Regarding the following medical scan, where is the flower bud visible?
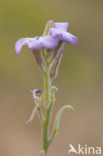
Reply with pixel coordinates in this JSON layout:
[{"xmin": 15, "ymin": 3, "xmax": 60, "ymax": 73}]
[{"xmin": 43, "ymin": 20, "xmax": 54, "ymax": 36}]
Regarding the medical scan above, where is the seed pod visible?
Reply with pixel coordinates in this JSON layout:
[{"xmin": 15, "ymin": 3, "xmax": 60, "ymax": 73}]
[{"xmin": 53, "ymin": 105, "xmax": 74, "ymax": 134}]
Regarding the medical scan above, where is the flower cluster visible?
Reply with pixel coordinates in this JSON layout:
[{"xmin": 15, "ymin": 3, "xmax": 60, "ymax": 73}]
[{"xmin": 15, "ymin": 20, "xmax": 78, "ymax": 55}]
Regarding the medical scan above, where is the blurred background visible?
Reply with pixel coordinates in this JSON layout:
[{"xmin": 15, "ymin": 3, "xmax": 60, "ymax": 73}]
[{"xmin": 0, "ymin": 0, "xmax": 103, "ymax": 155}]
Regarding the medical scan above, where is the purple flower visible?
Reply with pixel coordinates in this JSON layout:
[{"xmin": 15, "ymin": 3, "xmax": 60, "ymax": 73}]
[
  {"xmin": 54, "ymin": 22, "xmax": 69, "ymax": 31},
  {"xmin": 15, "ymin": 21, "xmax": 78, "ymax": 55},
  {"xmin": 15, "ymin": 35, "xmax": 59, "ymax": 55},
  {"xmin": 49, "ymin": 22, "xmax": 78, "ymax": 45},
  {"xmin": 30, "ymin": 89, "xmax": 42, "ymax": 95}
]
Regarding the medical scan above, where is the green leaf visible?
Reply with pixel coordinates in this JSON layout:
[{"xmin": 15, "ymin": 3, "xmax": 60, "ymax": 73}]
[{"xmin": 53, "ymin": 105, "xmax": 74, "ymax": 134}]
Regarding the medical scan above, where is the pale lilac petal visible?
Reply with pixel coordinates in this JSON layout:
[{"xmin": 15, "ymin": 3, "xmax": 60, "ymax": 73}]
[
  {"xmin": 49, "ymin": 28, "xmax": 61, "ymax": 39},
  {"xmin": 49, "ymin": 28, "xmax": 78, "ymax": 45},
  {"xmin": 59, "ymin": 31, "xmax": 78, "ymax": 45},
  {"xmin": 15, "ymin": 38, "xmax": 30, "ymax": 55},
  {"xmin": 26, "ymin": 105, "xmax": 37, "ymax": 124},
  {"xmin": 15, "ymin": 21, "xmax": 78, "ymax": 56},
  {"xmin": 30, "ymin": 89, "xmax": 42, "ymax": 95},
  {"xmin": 40, "ymin": 35, "xmax": 59, "ymax": 50},
  {"xmin": 54, "ymin": 22, "xmax": 69, "ymax": 31},
  {"xmin": 27, "ymin": 37, "xmax": 43, "ymax": 50}
]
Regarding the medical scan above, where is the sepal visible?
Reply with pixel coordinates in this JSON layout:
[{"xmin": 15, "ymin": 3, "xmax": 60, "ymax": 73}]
[
  {"xmin": 50, "ymin": 49, "xmax": 63, "ymax": 80},
  {"xmin": 32, "ymin": 51, "xmax": 44, "ymax": 72}
]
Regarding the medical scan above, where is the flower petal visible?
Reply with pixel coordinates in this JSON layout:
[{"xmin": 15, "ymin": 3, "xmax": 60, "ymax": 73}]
[
  {"xmin": 15, "ymin": 38, "xmax": 30, "ymax": 55},
  {"xmin": 49, "ymin": 28, "xmax": 78, "ymax": 45},
  {"xmin": 60, "ymin": 31, "xmax": 78, "ymax": 45},
  {"xmin": 40, "ymin": 35, "xmax": 59, "ymax": 50},
  {"xmin": 54, "ymin": 22, "xmax": 69, "ymax": 31},
  {"xmin": 27, "ymin": 37, "xmax": 43, "ymax": 50},
  {"xmin": 15, "ymin": 37, "xmax": 44, "ymax": 54}
]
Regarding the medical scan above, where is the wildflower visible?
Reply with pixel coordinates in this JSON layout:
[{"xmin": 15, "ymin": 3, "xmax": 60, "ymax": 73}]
[
  {"xmin": 15, "ymin": 20, "xmax": 78, "ymax": 155},
  {"xmin": 30, "ymin": 89, "xmax": 42, "ymax": 103},
  {"xmin": 26, "ymin": 89, "xmax": 42, "ymax": 124},
  {"xmin": 49, "ymin": 22, "xmax": 78, "ymax": 45},
  {"xmin": 15, "ymin": 35, "xmax": 59, "ymax": 55},
  {"xmin": 15, "ymin": 21, "xmax": 78, "ymax": 56}
]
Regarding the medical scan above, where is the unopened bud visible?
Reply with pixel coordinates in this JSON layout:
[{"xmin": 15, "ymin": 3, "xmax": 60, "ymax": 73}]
[{"xmin": 43, "ymin": 20, "xmax": 54, "ymax": 36}]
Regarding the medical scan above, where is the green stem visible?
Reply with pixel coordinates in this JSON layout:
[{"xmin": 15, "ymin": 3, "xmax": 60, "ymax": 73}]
[
  {"xmin": 42, "ymin": 107, "xmax": 51, "ymax": 155},
  {"xmin": 44, "ymin": 63, "xmax": 50, "ymax": 108},
  {"xmin": 37, "ymin": 107, "xmax": 44, "ymax": 123},
  {"xmin": 41, "ymin": 49, "xmax": 57, "ymax": 155},
  {"xmin": 42, "ymin": 61, "xmax": 52, "ymax": 155}
]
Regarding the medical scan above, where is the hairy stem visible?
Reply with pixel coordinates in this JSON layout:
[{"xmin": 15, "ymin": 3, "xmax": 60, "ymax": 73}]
[
  {"xmin": 41, "ymin": 49, "xmax": 56, "ymax": 155},
  {"xmin": 44, "ymin": 63, "xmax": 50, "ymax": 108},
  {"xmin": 42, "ymin": 107, "xmax": 51, "ymax": 155},
  {"xmin": 42, "ymin": 61, "xmax": 51, "ymax": 155}
]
